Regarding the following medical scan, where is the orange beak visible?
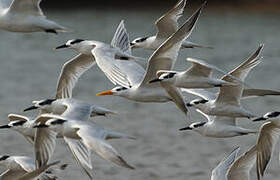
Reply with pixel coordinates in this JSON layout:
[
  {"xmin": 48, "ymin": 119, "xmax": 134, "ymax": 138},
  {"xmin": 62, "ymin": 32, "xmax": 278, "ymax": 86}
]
[{"xmin": 96, "ymin": 90, "xmax": 114, "ymax": 96}]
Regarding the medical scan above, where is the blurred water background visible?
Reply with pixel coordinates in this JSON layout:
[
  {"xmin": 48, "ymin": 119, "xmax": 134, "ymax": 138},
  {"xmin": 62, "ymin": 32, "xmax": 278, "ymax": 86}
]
[{"xmin": 0, "ymin": 0, "xmax": 279, "ymax": 179}]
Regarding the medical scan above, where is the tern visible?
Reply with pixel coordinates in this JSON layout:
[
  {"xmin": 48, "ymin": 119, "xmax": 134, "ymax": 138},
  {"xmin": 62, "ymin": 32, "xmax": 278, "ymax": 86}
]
[
  {"xmin": 55, "ymin": 20, "xmax": 143, "ymax": 89},
  {"xmin": 0, "ymin": 0, "xmax": 67, "ymax": 33},
  {"xmin": 252, "ymin": 111, "xmax": 280, "ymax": 180},
  {"xmin": 179, "ymin": 111, "xmax": 257, "ymax": 138},
  {"xmin": 130, "ymin": 0, "xmax": 211, "ymax": 50},
  {"xmin": 211, "ymin": 146, "xmax": 256, "ymax": 180},
  {"xmin": 0, "ymin": 155, "xmax": 66, "ymax": 180},
  {"xmin": 185, "ymin": 44, "xmax": 264, "ymax": 118},
  {"xmin": 33, "ymin": 113, "xmax": 135, "ymax": 171},
  {"xmin": 96, "ymin": 3, "xmax": 206, "ymax": 116},
  {"xmin": 148, "ymin": 57, "xmax": 237, "ymax": 88},
  {"xmin": 0, "ymin": 113, "xmax": 93, "ymax": 179}
]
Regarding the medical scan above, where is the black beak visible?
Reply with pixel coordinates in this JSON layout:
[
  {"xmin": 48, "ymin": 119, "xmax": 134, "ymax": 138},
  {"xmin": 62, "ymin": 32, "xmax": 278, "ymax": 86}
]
[
  {"xmin": 0, "ymin": 125, "xmax": 10, "ymax": 129},
  {"xmin": 179, "ymin": 126, "xmax": 192, "ymax": 131},
  {"xmin": 23, "ymin": 106, "xmax": 38, "ymax": 112},
  {"xmin": 55, "ymin": 44, "xmax": 69, "ymax": 50},
  {"xmin": 148, "ymin": 78, "xmax": 162, "ymax": 84},
  {"xmin": 252, "ymin": 117, "xmax": 267, "ymax": 122},
  {"xmin": 186, "ymin": 103, "xmax": 192, "ymax": 107},
  {"xmin": 33, "ymin": 124, "xmax": 49, "ymax": 128}
]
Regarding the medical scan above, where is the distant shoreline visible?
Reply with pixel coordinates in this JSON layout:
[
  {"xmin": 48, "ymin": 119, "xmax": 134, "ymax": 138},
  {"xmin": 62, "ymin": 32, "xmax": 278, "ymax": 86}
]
[{"xmin": 42, "ymin": 1, "xmax": 280, "ymax": 13}]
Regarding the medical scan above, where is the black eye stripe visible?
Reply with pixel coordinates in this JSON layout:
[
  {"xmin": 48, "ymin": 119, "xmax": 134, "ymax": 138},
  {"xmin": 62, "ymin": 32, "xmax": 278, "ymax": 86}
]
[
  {"xmin": 116, "ymin": 87, "xmax": 127, "ymax": 91},
  {"xmin": 70, "ymin": 39, "xmax": 84, "ymax": 44}
]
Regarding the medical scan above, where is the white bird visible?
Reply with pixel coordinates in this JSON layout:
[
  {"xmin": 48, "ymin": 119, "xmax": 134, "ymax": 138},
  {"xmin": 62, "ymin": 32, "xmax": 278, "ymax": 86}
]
[
  {"xmin": 33, "ymin": 113, "xmax": 135, "ymax": 171},
  {"xmin": 130, "ymin": 0, "xmax": 211, "ymax": 50},
  {"xmin": 0, "ymin": 155, "xmax": 66, "ymax": 180},
  {"xmin": 0, "ymin": 113, "xmax": 94, "ymax": 179},
  {"xmin": 252, "ymin": 111, "xmax": 280, "ymax": 180},
  {"xmin": 23, "ymin": 98, "xmax": 116, "ymax": 118},
  {"xmin": 148, "ymin": 57, "xmax": 238, "ymax": 88},
  {"xmin": 184, "ymin": 44, "xmax": 264, "ymax": 118},
  {"xmin": 0, "ymin": 0, "xmax": 67, "ymax": 33},
  {"xmin": 179, "ymin": 110, "xmax": 257, "ymax": 138},
  {"xmin": 96, "ymin": 3, "xmax": 205, "ymax": 116},
  {"xmin": 211, "ymin": 146, "xmax": 257, "ymax": 180},
  {"xmin": 54, "ymin": 20, "xmax": 142, "ymax": 89}
]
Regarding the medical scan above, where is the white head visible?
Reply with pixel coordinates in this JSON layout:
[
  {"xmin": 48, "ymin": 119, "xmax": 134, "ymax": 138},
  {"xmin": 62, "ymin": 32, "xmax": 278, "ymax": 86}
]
[
  {"xmin": 186, "ymin": 99, "xmax": 209, "ymax": 108},
  {"xmin": 96, "ymin": 86, "xmax": 129, "ymax": 97},
  {"xmin": 23, "ymin": 99, "xmax": 57, "ymax": 113},
  {"xmin": 55, "ymin": 39, "xmax": 95, "ymax": 54},
  {"xmin": 179, "ymin": 122, "xmax": 207, "ymax": 133},
  {"xmin": 130, "ymin": 37, "xmax": 150, "ymax": 49},
  {"xmin": 148, "ymin": 72, "xmax": 177, "ymax": 84}
]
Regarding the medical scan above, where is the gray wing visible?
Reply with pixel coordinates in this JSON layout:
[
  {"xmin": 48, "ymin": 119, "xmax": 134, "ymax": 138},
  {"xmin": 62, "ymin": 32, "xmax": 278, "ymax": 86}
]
[
  {"xmin": 140, "ymin": 3, "xmax": 204, "ymax": 87},
  {"xmin": 160, "ymin": 82, "xmax": 188, "ymax": 115},
  {"xmin": 1, "ymin": 169, "xmax": 26, "ymax": 180},
  {"xmin": 213, "ymin": 116, "xmax": 236, "ymax": 126},
  {"xmin": 181, "ymin": 88, "xmax": 216, "ymax": 100},
  {"xmin": 155, "ymin": 0, "xmax": 186, "ymax": 39},
  {"xmin": 186, "ymin": 58, "xmax": 242, "ymax": 83},
  {"xmin": 227, "ymin": 145, "xmax": 257, "ymax": 180},
  {"xmin": 34, "ymin": 128, "xmax": 57, "ymax": 168},
  {"xmin": 77, "ymin": 127, "xmax": 134, "ymax": 169},
  {"xmin": 0, "ymin": 0, "xmax": 12, "ymax": 10},
  {"xmin": 111, "ymin": 20, "xmax": 131, "ymax": 54},
  {"xmin": 9, "ymin": 0, "xmax": 44, "ymax": 16},
  {"xmin": 216, "ymin": 45, "xmax": 263, "ymax": 105},
  {"xmin": 8, "ymin": 113, "xmax": 30, "ymax": 122},
  {"xmin": 56, "ymin": 54, "xmax": 96, "ymax": 99},
  {"xmin": 62, "ymin": 101, "xmax": 92, "ymax": 121},
  {"xmin": 211, "ymin": 147, "xmax": 240, "ymax": 180},
  {"xmin": 92, "ymin": 47, "xmax": 144, "ymax": 88},
  {"xmin": 242, "ymin": 88, "xmax": 280, "ymax": 98},
  {"xmin": 64, "ymin": 137, "xmax": 93, "ymax": 179},
  {"xmin": 255, "ymin": 122, "xmax": 280, "ymax": 180},
  {"xmin": 17, "ymin": 161, "xmax": 59, "ymax": 180}
]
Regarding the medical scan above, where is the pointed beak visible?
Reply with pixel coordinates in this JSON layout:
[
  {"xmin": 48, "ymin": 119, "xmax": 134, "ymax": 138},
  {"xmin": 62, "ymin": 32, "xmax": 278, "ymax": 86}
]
[
  {"xmin": 186, "ymin": 103, "xmax": 192, "ymax": 107},
  {"xmin": 0, "ymin": 125, "xmax": 10, "ymax": 129},
  {"xmin": 23, "ymin": 105, "xmax": 38, "ymax": 112},
  {"xmin": 252, "ymin": 117, "xmax": 267, "ymax": 122},
  {"xmin": 148, "ymin": 78, "xmax": 162, "ymax": 84},
  {"xmin": 179, "ymin": 126, "xmax": 192, "ymax": 131},
  {"xmin": 54, "ymin": 44, "xmax": 69, "ymax": 50},
  {"xmin": 96, "ymin": 90, "xmax": 114, "ymax": 96},
  {"xmin": 33, "ymin": 124, "xmax": 49, "ymax": 128}
]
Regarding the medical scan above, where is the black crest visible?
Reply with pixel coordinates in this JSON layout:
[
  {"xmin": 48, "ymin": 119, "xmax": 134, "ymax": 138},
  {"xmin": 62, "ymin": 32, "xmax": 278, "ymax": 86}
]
[
  {"xmin": 12, "ymin": 121, "xmax": 26, "ymax": 126},
  {"xmin": 0, "ymin": 155, "xmax": 9, "ymax": 161},
  {"xmin": 135, "ymin": 37, "xmax": 148, "ymax": 43},
  {"xmin": 39, "ymin": 99, "xmax": 56, "ymax": 106},
  {"xmin": 70, "ymin": 39, "xmax": 85, "ymax": 44},
  {"xmin": 50, "ymin": 119, "xmax": 67, "ymax": 125},
  {"xmin": 193, "ymin": 122, "xmax": 207, "ymax": 128},
  {"xmin": 267, "ymin": 111, "xmax": 280, "ymax": 118}
]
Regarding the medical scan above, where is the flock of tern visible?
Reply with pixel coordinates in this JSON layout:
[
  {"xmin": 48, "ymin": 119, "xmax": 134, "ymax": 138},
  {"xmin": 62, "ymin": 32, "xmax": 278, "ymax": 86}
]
[{"xmin": 0, "ymin": 0, "xmax": 279, "ymax": 180}]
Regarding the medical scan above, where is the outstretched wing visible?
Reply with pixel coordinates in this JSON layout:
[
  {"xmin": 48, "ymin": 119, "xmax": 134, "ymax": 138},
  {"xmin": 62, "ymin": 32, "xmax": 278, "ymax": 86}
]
[
  {"xmin": 211, "ymin": 147, "xmax": 240, "ymax": 180},
  {"xmin": 155, "ymin": 0, "xmax": 186, "ymax": 39},
  {"xmin": 9, "ymin": 0, "xmax": 45, "ymax": 17},
  {"xmin": 56, "ymin": 54, "xmax": 96, "ymax": 99},
  {"xmin": 111, "ymin": 20, "xmax": 131, "ymax": 54},
  {"xmin": 141, "ymin": 3, "xmax": 204, "ymax": 87}
]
